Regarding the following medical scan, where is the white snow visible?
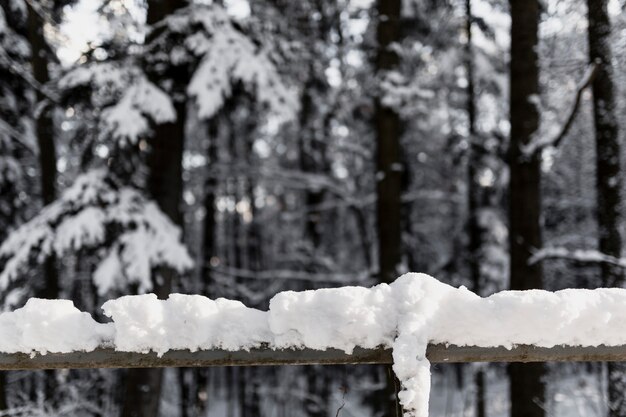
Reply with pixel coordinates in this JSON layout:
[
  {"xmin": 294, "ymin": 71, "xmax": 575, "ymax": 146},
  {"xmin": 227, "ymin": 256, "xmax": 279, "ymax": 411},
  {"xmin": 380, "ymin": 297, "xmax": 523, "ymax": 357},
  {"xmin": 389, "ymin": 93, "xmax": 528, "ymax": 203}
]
[
  {"xmin": 102, "ymin": 294, "xmax": 270, "ymax": 356},
  {"xmin": 102, "ymin": 76, "xmax": 176, "ymax": 143},
  {"xmin": 59, "ymin": 62, "xmax": 125, "ymax": 90},
  {"xmin": 0, "ymin": 298, "xmax": 113, "ymax": 355},
  {"xmin": 269, "ymin": 284, "xmax": 397, "ymax": 353},
  {"xmin": 1, "ymin": 273, "xmax": 626, "ymax": 416}
]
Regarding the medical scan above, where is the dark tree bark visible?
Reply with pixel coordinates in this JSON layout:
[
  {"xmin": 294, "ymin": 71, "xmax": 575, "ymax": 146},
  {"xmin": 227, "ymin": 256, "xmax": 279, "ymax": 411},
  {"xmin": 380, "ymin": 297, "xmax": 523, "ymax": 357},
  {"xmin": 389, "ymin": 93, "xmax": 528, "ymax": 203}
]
[
  {"xmin": 0, "ymin": 373, "xmax": 5, "ymax": 411},
  {"xmin": 373, "ymin": 0, "xmax": 403, "ymax": 415},
  {"xmin": 299, "ymin": 79, "xmax": 329, "ymax": 254},
  {"xmin": 120, "ymin": 1, "xmax": 188, "ymax": 416},
  {"xmin": 586, "ymin": 1, "xmax": 624, "ymax": 415},
  {"xmin": 146, "ymin": 100, "xmax": 186, "ymax": 232},
  {"xmin": 26, "ymin": 2, "xmax": 59, "ymax": 404},
  {"xmin": 507, "ymin": 2, "xmax": 546, "ymax": 417},
  {"xmin": 465, "ymin": 0, "xmax": 479, "ymax": 300},
  {"xmin": 464, "ymin": 1, "xmax": 487, "ymax": 416},
  {"xmin": 376, "ymin": 0, "xmax": 403, "ymax": 287},
  {"xmin": 26, "ymin": 2, "xmax": 58, "ymax": 301}
]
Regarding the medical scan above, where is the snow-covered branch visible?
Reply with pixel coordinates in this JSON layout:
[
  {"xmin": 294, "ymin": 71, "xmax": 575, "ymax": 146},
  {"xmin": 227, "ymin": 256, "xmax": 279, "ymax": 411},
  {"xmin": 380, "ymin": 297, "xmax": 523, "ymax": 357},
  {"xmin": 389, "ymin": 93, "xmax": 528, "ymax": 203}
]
[
  {"xmin": 0, "ymin": 170, "xmax": 192, "ymax": 300},
  {"xmin": 0, "ymin": 119, "xmax": 35, "ymax": 153},
  {"xmin": 529, "ymin": 246, "xmax": 626, "ymax": 268},
  {"xmin": 59, "ymin": 63, "xmax": 176, "ymax": 145},
  {"xmin": 153, "ymin": 4, "xmax": 299, "ymax": 122}
]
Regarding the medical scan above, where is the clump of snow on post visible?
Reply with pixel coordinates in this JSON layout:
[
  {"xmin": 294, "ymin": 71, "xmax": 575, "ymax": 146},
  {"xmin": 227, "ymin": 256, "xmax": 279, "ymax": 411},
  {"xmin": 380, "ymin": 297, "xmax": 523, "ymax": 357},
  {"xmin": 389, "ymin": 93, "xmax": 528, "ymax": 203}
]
[
  {"xmin": 102, "ymin": 294, "xmax": 271, "ymax": 356},
  {"xmin": 0, "ymin": 170, "xmax": 193, "ymax": 298},
  {"xmin": 269, "ymin": 284, "xmax": 397, "ymax": 353},
  {"xmin": 0, "ymin": 298, "xmax": 112, "ymax": 355},
  {"xmin": 101, "ymin": 76, "xmax": 176, "ymax": 143}
]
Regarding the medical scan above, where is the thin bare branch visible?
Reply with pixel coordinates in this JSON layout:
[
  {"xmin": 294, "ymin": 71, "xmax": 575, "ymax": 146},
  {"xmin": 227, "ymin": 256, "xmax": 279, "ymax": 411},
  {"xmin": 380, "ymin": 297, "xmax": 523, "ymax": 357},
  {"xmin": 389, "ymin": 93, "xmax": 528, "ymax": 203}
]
[
  {"xmin": 0, "ymin": 48, "xmax": 60, "ymax": 104},
  {"xmin": 0, "ymin": 119, "xmax": 36, "ymax": 153},
  {"xmin": 522, "ymin": 63, "xmax": 599, "ymax": 157},
  {"xmin": 211, "ymin": 265, "xmax": 374, "ymax": 284}
]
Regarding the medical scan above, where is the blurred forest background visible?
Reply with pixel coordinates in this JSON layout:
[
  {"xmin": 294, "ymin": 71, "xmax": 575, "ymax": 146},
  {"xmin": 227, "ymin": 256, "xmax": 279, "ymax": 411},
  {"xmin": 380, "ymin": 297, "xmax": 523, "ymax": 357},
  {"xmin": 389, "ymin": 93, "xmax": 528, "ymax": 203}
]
[{"xmin": 1, "ymin": 0, "xmax": 626, "ymax": 416}]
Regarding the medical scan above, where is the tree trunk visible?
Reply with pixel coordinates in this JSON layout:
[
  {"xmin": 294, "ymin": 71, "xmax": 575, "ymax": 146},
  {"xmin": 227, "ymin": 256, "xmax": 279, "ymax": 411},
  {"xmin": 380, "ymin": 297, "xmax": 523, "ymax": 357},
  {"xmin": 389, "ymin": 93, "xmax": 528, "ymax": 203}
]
[
  {"xmin": 120, "ymin": 101, "xmax": 186, "ymax": 416},
  {"xmin": 586, "ymin": 1, "xmax": 624, "ymax": 415},
  {"xmin": 26, "ymin": 2, "xmax": 58, "ymax": 405},
  {"xmin": 374, "ymin": 0, "xmax": 403, "ymax": 415},
  {"xmin": 464, "ymin": 1, "xmax": 487, "ymax": 416},
  {"xmin": 120, "ymin": 1, "xmax": 187, "ymax": 416},
  {"xmin": 0, "ymin": 373, "xmax": 5, "ymax": 411},
  {"xmin": 508, "ymin": 2, "xmax": 545, "ymax": 417},
  {"xmin": 376, "ymin": 0, "xmax": 403, "ymax": 286},
  {"xmin": 26, "ymin": 1, "xmax": 58, "ymax": 302},
  {"xmin": 146, "ymin": 99, "xmax": 186, "ymax": 233},
  {"xmin": 300, "ymin": 88, "xmax": 328, "ymax": 254}
]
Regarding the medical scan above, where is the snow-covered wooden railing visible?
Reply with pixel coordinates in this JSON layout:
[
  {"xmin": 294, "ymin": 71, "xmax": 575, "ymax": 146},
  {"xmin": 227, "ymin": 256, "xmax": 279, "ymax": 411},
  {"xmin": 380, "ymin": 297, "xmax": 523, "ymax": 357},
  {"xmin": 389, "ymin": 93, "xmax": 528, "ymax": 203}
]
[
  {"xmin": 4, "ymin": 273, "xmax": 626, "ymax": 417},
  {"xmin": 3, "ymin": 344, "xmax": 626, "ymax": 370}
]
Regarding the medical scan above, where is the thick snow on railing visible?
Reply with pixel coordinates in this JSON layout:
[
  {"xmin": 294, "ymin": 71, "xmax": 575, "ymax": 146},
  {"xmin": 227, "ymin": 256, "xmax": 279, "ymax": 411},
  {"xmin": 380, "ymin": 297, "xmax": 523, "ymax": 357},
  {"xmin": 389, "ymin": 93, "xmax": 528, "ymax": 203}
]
[{"xmin": 3, "ymin": 273, "xmax": 626, "ymax": 417}]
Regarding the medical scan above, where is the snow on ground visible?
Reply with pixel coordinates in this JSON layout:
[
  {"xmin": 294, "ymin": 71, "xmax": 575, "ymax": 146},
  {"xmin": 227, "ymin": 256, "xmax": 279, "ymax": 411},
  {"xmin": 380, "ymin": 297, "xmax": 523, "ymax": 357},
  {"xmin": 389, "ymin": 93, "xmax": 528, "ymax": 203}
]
[{"xmin": 1, "ymin": 273, "xmax": 626, "ymax": 416}]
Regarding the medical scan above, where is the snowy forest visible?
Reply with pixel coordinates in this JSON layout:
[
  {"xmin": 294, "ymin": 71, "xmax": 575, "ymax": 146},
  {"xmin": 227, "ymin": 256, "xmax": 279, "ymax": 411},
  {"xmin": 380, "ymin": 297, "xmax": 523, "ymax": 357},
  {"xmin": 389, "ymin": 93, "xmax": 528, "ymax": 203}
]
[{"xmin": 1, "ymin": 0, "xmax": 626, "ymax": 416}]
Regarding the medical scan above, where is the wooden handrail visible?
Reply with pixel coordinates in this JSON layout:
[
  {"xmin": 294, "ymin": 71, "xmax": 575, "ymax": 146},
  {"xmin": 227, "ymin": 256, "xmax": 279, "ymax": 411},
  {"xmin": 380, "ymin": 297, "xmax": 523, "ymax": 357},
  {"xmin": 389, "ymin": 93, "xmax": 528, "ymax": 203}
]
[{"xmin": 1, "ymin": 344, "xmax": 626, "ymax": 370}]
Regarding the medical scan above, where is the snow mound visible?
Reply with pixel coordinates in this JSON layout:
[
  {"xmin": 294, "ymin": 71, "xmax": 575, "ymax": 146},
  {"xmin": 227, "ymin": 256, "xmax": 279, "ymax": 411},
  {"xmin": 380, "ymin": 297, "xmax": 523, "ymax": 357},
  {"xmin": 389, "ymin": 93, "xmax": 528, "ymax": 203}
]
[
  {"xmin": 102, "ymin": 293, "xmax": 271, "ymax": 356},
  {"xmin": 269, "ymin": 283, "xmax": 397, "ymax": 353},
  {"xmin": 0, "ymin": 170, "xmax": 193, "ymax": 300},
  {"xmin": 0, "ymin": 298, "xmax": 113, "ymax": 355}
]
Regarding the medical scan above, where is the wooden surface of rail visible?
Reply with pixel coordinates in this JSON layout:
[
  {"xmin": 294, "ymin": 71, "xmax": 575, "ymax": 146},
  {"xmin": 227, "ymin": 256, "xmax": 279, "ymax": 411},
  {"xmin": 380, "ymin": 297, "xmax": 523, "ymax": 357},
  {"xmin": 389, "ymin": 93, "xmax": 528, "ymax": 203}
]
[{"xmin": 1, "ymin": 344, "xmax": 626, "ymax": 370}]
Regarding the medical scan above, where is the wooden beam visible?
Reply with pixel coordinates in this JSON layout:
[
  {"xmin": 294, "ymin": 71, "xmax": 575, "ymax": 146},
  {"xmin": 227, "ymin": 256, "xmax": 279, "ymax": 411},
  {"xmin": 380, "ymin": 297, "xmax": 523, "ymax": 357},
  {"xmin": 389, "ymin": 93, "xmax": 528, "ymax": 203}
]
[{"xmin": 1, "ymin": 344, "xmax": 626, "ymax": 370}]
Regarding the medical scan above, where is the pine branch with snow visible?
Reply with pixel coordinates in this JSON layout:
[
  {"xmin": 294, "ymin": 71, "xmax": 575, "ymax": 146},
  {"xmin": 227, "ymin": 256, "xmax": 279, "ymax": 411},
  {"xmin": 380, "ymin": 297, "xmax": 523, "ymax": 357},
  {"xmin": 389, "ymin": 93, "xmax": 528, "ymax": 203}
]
[{"xmin": 0, "ymin": 170, "xmax": 193, "ymax": 305}]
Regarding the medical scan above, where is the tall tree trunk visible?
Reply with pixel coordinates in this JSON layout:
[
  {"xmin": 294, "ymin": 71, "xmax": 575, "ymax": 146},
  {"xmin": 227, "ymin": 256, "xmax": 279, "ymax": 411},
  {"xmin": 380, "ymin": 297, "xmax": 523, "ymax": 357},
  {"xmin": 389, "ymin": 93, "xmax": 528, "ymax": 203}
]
[
  {"xmin": 508, "ymin": 2, "xmax": 545, "ymax": 417},
  {"xmin": 376, "ymin": 0, "xmax": 403, "ymax": 286},
  {"xmin": 464, "ymin": 1, "xmax": 487, "ymax": 416},
  {"xmin": 586, "ymin": 1, "xmax": 624, "ymax": 415},
  {"xmin": 374, "ymin": 0, "xmax": 403, "ymax": 415},
  {"xmin": 26, "ymin": 2, "xmax": 58, "ymax": 302},
  {"xmin": 195, "ymin": 119, "xmax": 219, "ymax": 416},
  {"xmin": 240, "ymin": 99, "xmax": 262, "ymax": 417},
  {"xmin": 299, "ymin": 83, "xmax": 332, "ymax": 417},
  {"xmin": 120, "ymin": 1, "xmax": 187, "ymax": 416},
  {"xmin": 26, "ymin": 2, "xmax": 58, "ymax": 405},
  {"xmin": 119, "ymin": 83, "xmax": 186, "ymax": 417}
]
